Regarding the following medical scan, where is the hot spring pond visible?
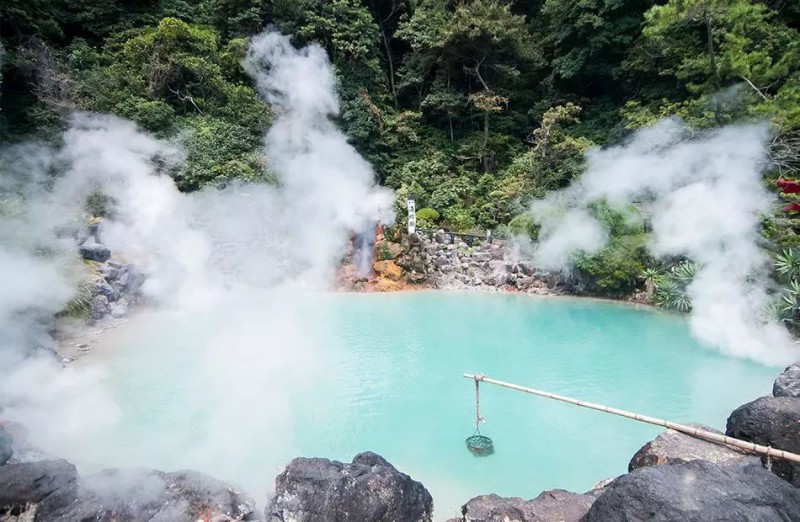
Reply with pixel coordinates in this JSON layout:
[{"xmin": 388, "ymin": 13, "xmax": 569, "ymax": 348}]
[{"xmin": 77, "ymin": 292, "xmax": 778, "ymax": 519}]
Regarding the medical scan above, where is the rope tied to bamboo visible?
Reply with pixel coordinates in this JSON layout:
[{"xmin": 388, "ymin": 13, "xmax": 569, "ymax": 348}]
[
  {"xmin": 466, "ymin": 373, "xmax": 494, "ymax": 456},
  {"xmin": 474, "ymin": 373, "xmax": 485, "ymax": 430}
]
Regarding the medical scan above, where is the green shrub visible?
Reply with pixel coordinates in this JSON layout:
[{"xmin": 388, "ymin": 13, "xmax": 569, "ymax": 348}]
[
  {"xmin": 507, "ymin": 213, "xmax": 539, "ymax": 239},
  {"xmin": 573, "ymin": 238, "xmax": 646, "ymax": 297},
  {"xmin": 416, "ymin": 207, "xmax": 440, "ymax": 222}
]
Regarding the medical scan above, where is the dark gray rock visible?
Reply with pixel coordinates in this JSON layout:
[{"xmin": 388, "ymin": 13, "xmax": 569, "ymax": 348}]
[
  {"xmin": 267, "ymin": 451, "xmax": 432, "ymax": 522},
  {"xmin": 583, "ymin": 460, "xmax": 800, "ymax": 522},
  {"xmin": 95, "ymin": 280, "xmax": 120, "ymax": 302},
  {"xmin": 628, "ymin": 426, "xmax": 755, "ymax": 471},
  {"xmin": 773, "ymin": 363, "xmax": 800, "ymax": 398},
  {"xmin": 726, "ymin": 396, "xmax": 800, "ymax": 486},
  {"xmin": 38, "ymin": 468, "xmax": 255, "ymax": 521},
  {"xmin": 0, "ymin": 427, "xmax": 12, "ymax": 465},
  {"xmin": 100, "ymin": 265, "xmax": 120, "ymax": 281},
  {"xmin": 517, "ymin": 261, "xmax": 535, "ymax": 276},
  {"xmin": 119, "ymin": 267, "xmax": 145, "ymax": 294},
  {"xmin": 458, "ymin": 490, "xmax": 597, "ymax": 522},
  {"xmin": 79, "ymin": 242, "xmax": 111, "ymax": 263},
  {"xmin": 0, "ymin": 459, "xmax": 77, "ymax": 513},
  {"xmin": 90, "ymin": 295, "xmax": 110, "ymax": 320},
  {"xmin": 405, "ymin": 271, "xmax": 428, "ymax": 284}
]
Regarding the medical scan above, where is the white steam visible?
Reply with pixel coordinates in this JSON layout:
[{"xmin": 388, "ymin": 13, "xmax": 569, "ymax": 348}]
[
  {"xmin": 243, "ymin": 32, "xmax": 394, "ymax": 283},
  {"xmin": 531, "ymin": 119, "xmax": 798, "ymax": 365},
  {"xmin": 0, "ymin": 30, "xmax": 393, "ymax": 496}
]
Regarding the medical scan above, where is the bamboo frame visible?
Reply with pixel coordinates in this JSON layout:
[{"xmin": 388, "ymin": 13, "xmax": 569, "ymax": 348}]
[{"xmin": 463, "ymin": 373, "xmax": 800, "ymax": 464}]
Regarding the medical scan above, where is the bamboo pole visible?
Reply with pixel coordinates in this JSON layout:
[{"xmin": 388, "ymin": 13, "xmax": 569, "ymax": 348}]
[{"xmin": 463, "ymin": 373, "xmax": 800, "ymax": 464}]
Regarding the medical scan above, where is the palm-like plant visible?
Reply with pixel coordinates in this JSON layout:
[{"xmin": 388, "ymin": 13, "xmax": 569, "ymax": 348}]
[
  {"xmin": 654, "ymin": 279, "xmax": 679, "ymax": 308},
  {"xmin": 774, "ymin": 279, "xmax": 800, "ymax": 324},
  {"xmin": 670, "ymin": 291, "xmax": 692, "ymax": 313},
  {"xmin": 774, "ymin": 248, "xmax": 800, "ymax": 282},
  {"xmin": 651, "ymin": 260, "xmax": 696, "ymax": 312},
  {"xmin": 672, "ymin": 261, "xmax": 697, "ymax": 282},
  {"xmin": 641, "ymin": 267, "xmax": 662, "ymax": 298}
]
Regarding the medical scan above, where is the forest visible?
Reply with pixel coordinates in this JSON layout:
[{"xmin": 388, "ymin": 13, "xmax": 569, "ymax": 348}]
[{"xmin": 3, "ymin": 0, "xmax": 800, "ymax": 303}]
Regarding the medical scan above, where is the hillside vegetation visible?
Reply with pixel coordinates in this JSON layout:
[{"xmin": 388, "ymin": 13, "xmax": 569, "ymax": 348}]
[{"xmin": 3, "ymin": 0, "xmax": 800, "ymax": 302}]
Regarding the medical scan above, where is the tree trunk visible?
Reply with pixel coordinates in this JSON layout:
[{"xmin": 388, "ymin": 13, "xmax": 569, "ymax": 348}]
[
  {"xmin": 449, "ymin": 114, "xmax": 454, "ymax": 142},
  {"xmin": 704, "ymin": 10, "xmax": 721, "ymax": 91},
  {"xmin": 483, "ymin": 110, "xmax": 489, "ymax": 149},
  {"xmin": 380, "ymin": 28, "xmax": 398, "ymax": 108},
  {"xmin": 482, "ymin": 110, "xmax": 492, "ymax": 171},
  {"xmin": 704, "ymin": 8, "xmax": 722, "ymax": 124}
]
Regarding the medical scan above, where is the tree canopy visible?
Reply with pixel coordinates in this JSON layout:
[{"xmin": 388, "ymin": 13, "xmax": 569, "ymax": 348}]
[{"xmin": 2, "ymin": 0, "xmax": 800, "ymax": 240}]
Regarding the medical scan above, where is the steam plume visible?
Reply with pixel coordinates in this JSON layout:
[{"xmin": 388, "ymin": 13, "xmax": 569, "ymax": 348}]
[
  {"xmin": 531, "ymin": 119, "xmax": 799, "ymax": 365},
  {"xmin": 0, "ymin": 30, "xmax": 393, "ymax": 496}
]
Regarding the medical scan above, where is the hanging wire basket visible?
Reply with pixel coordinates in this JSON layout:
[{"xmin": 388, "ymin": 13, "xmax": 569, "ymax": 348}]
[
  {"xmin": 466, "ymin": 432, "xmax": 495, "ymax": 457},
  {"xmin": 466, "ymin": 375, "xmax": 494, "ymax": 456}
]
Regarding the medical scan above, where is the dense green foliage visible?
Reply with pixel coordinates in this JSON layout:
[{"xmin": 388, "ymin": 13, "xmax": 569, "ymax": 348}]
[{"xmin": 3, "ymin": 0, "xmax": 800, "ymax": 298}]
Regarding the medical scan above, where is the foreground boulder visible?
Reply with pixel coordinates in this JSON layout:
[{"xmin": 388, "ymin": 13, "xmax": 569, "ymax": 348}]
[
  {"xmin": 583, "ymin": 460, "xmax": 800, "ymax": 521},
  {"xmin": 773, "ymin": 363, "xmax": 800, "ymax": 398},
  {"xmin": 628, "ymin": 425, "xmax": 755, "ymax": 471},
  {"xmin": 0, "ymin": 427, "xmax": 12, "ymax": 465},
  {"xmin": 0, "ymin": 460, "xmax": 77, "ymax": 514},
  {"xmin": 726, "ymin": 396, "xmax": 800, "ymax": 486},
  {"xmin": 267, "ymin": 452, "xmax": 432, "ymax": 522},
  {"xmin": 38, "ymin": 468, "xmax": 255, "ymax": 521},
  {"xmin": 456, "ymin": 489, "xmax": 597, "ymax": 522}
]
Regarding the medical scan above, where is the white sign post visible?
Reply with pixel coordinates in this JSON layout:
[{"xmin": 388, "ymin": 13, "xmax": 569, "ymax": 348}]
[{"xmin": 407, "ymin": 197, "xmax": 416, "ymax": 234}]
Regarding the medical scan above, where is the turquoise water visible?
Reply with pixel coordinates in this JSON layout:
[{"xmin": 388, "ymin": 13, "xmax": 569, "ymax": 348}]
[{"xmin": 82, "ymin": 292, "xmax": 778, "ymax": 519}]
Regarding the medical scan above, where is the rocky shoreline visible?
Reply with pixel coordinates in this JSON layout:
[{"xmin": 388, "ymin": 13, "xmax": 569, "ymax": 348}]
[
  {"xmin": 340, "ymin": 229, "xmax": 653, "ymax": 308},
  {"xmin": 8, "ymin": 226, "xmax": 798, "ymax": 520},
  {"xmin": 3, "ymin": 363, "xmax": 800, "ymax": 521},
  {"xmin": 340, "ymin": 229, "xmax": 569, "ymax": 296}
]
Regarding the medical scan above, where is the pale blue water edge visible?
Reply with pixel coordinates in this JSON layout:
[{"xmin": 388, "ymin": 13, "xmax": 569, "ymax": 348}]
[{"xmin": 85, "ymin": 292, "xmax": 778, "ymax": 519}]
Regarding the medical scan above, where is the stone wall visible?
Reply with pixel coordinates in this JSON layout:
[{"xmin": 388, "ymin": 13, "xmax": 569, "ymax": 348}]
[{"xmin": 375, "ymin": 230, "xmax": 564, "ymax": 294}]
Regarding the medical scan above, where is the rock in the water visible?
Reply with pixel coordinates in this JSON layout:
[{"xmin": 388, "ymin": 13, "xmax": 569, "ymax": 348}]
[
  {"xmin": 38, "ymin": 468, "xmax": 255, "ymax": 521},
  {"xmin": 267, "ymin": 451, "xmax": 433, "ymax": 522},
  {"xmin": 726, "ymin": 396, "xmax": 800, "ymax": 485},
  {"xmin": 0, "ymin": 427, "xmax": 12, "ymax": 465},
  {"xmin": 628, "ymin": 425, "xmax": 754, "ymax": 471},
  {"xmin": 458, "ymin": 490, "xmax": 596, "ymax": 522},
  {"xmin": 773, "ymin": 362, "xmax": 800, "ymax": 398},
  {"xmin": 583, "ymin": 460, "xmax": 800, "ymax": 522},
  {"xmin": 79, "ymin": 242, "xmax": 111, "ymax": 263},
  {"xmin": 0, "ymin": 459, "xmax": 77, "ymax": 512}
]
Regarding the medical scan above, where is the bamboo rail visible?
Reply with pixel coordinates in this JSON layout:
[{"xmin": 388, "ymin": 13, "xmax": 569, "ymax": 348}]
[{"xmin": 463, "ymin": 373, "xmax": 800, "ymax": 464}]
